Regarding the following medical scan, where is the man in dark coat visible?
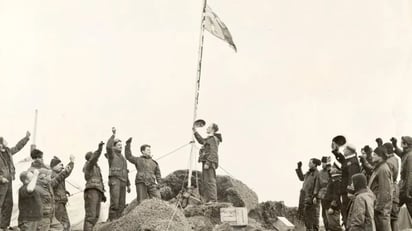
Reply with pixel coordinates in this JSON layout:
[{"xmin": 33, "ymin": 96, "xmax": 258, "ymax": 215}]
[
  {"xmin": 105, "ymin": 127, "xmax": 131, "ymax": 221},
  {"xmin": 50, "ymin": 155, "xmax": 75, "ymax": 231},
  {"xmin": 392, "ymin": 136, "xmax": 412, "ymax": 217},
  {"xmin": 83, "ymin": 142, "xmax": 106, "ymax": 231},
  {"xmin": 125, "ymin": 138, "xmax": 162, "ymax": 204},
  {"xmin": 332, "ymin": 143, "xmax": 361, "ymax": 226},
  {"xmin": 193, "ymin": 123, "xmax": 222, "ymax": 203},
  {"xmin": 384, "ymin": 142, "xmax": 400, "ymax": 231},
  {"xmin": 0, "ymin": 131, "xmax": 30, "ymax": 230},
  {"xmin": 296, "ymin": 158, "xmax": 321, "ymax": 231},
  {"xmin": 314, "ymin": 156, "xmax": 331, "ymax": 230},
  {"xmin": 324, "ymin": 163, "xmax": 343, "ymax": 231},
  {"xmin": 368, "ymin": 146, "xmax": 393, "ymax": 231}
]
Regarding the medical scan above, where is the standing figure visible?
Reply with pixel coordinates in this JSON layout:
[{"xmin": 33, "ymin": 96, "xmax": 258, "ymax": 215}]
[
  {"xmin": 50, "ymin": 155, "xmax": 75, "ymax": 231},
  {"xmin": 314, "ymin": 156, "xmax": 331, "ymax": 231},
  {"xmin": 384, "ymin": 142, "xmax": 400, "ymax": 231},
  {"xmin": 368, "ymin": 147, "xmax": 393, "ymax": 231},
  {"xmin": 125, "ymin": 138, "xmax": 162, "ymax": 204},
  {"xmin": 324, "ymin": 163, "xmax": 343, "ymax": 231},
  {"xmin": 83, "ymin": 142, "xmax": 106, "ymax": 231},
  {"xmin": 0, "ymin": 131, "xmax": 30, "ymax": 230},
  {"xmin": 391, "ymin": 136, "xmax": 412, "ymax": 218},
  {"xmin": 29, "ymin": 149, "xmax": 73, "ymax": 231},
  {"xmin": 296, "ymin": 158, "xmax": 321, "ymax": 231},
  {"xmin": 105, "ymin": 127, "xmax": 131, "ymax": 221},
  {"xmin": 332, "ymin": 142, "xmax": 361, "ymax": 226},
  {"xmin": 193, "ymin": 123, "xmax": 222, "ymax": 203},
  {"xmin": 346, "ymin": 173, "xmax": 376, "ymax": 231},
  {"xmin": 18, "ymin": 169, "xmax": 42, "ymax": 231}
]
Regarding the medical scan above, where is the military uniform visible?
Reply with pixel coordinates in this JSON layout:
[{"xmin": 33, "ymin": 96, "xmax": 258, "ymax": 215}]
[
  {"xmin": 296, "ymin": 167, "xmax": 320, "ymax": 231},
  {"xmin": 0, "ymin": 136, "xmax": 29, "ymax": 229},
  {"xmin": 51, "ymin": 161, "xmax": 74, "ymax": 231},
  {"xmin": 29, "ymin": 161, "xmax": 71, "ymax": 231},
  {"xmin": 194, "ymin": 132, "xmax": 221, "ymax": 202},
  {"xmin": 314, "ymin": 167, "xmax": 330, "ymax": 230},
  {"xmin": 125, "ymin": 141, "xmax": 161, "ymax": 204},
  {"xmin": 83, "ymin": 147, "xmax": 105, "ymax": 231},
  {"xmin": 333, "ymin": 151, "xmax": 361, "ymax": 225},
  {"xmin": 347, "ymin": 188, "xmax": 376, "ymax": 231},
  {"xmin": 105, "ymin": 135, "xmax": 130, "ymax": 221},
  {"xmin": 386, "ymin": 152, "xmax": 400, "ymax": 231},
  {"xmin": 368, "ymin": 161, "xmax": 393, "ymax": 231}
]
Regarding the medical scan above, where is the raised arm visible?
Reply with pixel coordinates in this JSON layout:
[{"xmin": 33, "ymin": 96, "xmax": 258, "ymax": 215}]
[
  {"xmin": 125, "ymin": 138, "xmax": 138, "ymax": 164},
  {"xmin": 193, "ymin": 132, "xmax": 206, "ymax": 145},
  {"xmin": 26, "ymin": 169, "xmax": 39, "ymax": 193},
  {"xmin": 295, "ymin": 162, "xmax": 304, "ymax": 181},
  {"xmin": 50, "ymin": 159, "xmax": 75, "ymax": 187},
  {"xmin": 10, "ymin": 131, "xmax": 30, "ymax": 155},
  {"xmin": 391, "ymin": 138, "xmax": 404, "ymax": 158},
  {"xmin": 106, "ymin": 127, "xmax": 116, "ymax": 159},
  {"xmin": 86, "ymin": 142, "xmax": 104, "ymax": 170}
]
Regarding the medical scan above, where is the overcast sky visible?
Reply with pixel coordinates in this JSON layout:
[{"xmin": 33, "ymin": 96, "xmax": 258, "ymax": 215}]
[{"xmin": 1, "ymin": 0, "xmax": 412, "ymax": 206}]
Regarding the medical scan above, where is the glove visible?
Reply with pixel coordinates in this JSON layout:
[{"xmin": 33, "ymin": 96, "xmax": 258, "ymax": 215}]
[
  {"xmin": 102, "ymin": 194, "xmax": 107, "ymax": 203},
  {"xmin": 327, "ymin": 208, "xmax": 334, "ymax": 215},
  {"xmin": 126, "ymin": 137, "xmax": 132, "ymax": 144},
  {"xmin": 297, "ymin": 161, "xmax": 302, "ymax": 169},
  {"xmin": 391, "ymin": 137, "xmax": 397, "ymax": 147},
  {"xmin": 0, "ymin": 177, "xmax": 9, "ymax": 184},
  {"xmin": 376, "ymin": 138, "xmax": 383, "ymax": 147},
  {"xmin": 98, "ymin": 141, "xmax": 105, "ymax": 149}
]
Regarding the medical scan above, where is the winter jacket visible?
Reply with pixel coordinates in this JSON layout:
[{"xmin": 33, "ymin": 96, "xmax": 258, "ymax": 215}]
[
  {"xmin": 296, "ymin": 167, "xmax": 319, "ymax": 205},
  {"xmin": 399, "ymin": 148, "xmax": 412, "ymax": 201},
  {"xmin": 334, "ymin": 151, "xmax": 361, "ymax": 191},
  {"xmin": 105, "ymin": 135, "xmax": 130, "ymax": 185},
  {"xmin": 194, "ymin": 132, "xmax": 222, "ymax": 168},
  {"xmin": 368, "ymin": 161, "xmax": 393, "ymax": 214},
  {"xmin": 29, "ymin": 161, "xmax": 72, "ymax": 218},
  {"xmin": 386, "ymin": 154, "xmax": 400, "ymax": 204},
  {"xmin": 0, "ymin": 136, "xmax": 29, "ymax": 181},
  {"xmin": 324, "ymin": 175, "xmax": 343, "ymax": 210},
  {"xmin": 347, "ymin": 188, "xmax": 376, "ymax": 231},
  {"xmin": 84, "ymin": 148, "xmax": 105, "ymax": 194},
  {"xmin": 314, "ymin": 168, "xmax": 330, "ymax": 200},
  {"xmin": 51, "ymin": 161, "xmax": 74, "ymax": 203},
  {"xmin": 125, "ymin": 142, "xmax": 161, "ymax": 185}
]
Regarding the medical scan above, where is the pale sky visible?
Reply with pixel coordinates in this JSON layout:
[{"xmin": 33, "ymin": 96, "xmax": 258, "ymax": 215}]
[{"xmin": 1, "ymin": 0, "xmax": 412, "ymax": 206}]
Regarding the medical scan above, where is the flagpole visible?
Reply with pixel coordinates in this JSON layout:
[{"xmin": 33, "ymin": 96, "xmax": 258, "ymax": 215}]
[
  {"xmin": 188, "ymin": 0, "xmax": 208, "ymax": 189},
  {"xmin": 30, "ymin": 109, "xmax": 38, "ymax": 152}
]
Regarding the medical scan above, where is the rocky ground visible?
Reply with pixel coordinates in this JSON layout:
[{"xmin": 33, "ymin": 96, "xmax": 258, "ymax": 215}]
[{"xmin": 95, "ymin": 170, "xmax": 302, "ymax": 231}]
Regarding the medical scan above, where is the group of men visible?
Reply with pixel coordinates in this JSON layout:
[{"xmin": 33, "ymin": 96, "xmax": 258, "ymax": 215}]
[
  {"xmin": 0, "ymin": 122, "xmax": 222, "ymax": 231},
  {"xmin": 296, "ymin": 135, "xmax": 412, "ymax": 231}
]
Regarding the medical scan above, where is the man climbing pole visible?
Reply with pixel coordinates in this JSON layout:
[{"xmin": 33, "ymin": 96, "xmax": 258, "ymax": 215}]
[
  {"xmin": 193, "ymin": 122, "xmax": 222, "ymax": 204},
  {"xmin": 105, "ymin": 127, "xmax": 131, "ymax": 221}
]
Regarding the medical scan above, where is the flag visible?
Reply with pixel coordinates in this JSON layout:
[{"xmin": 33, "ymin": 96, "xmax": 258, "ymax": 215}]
[{"xmin": 203, "ymin": 5, "xmax": 237, "ymax": 52}]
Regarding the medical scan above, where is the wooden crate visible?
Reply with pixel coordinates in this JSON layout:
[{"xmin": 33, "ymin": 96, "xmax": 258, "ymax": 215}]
[{"xmin": 220, "ymin": 207, "xmax": 248, "ymax": 226}]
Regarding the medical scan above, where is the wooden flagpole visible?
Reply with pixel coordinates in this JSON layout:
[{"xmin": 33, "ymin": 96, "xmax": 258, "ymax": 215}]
[
  {"xmin": 31, "ymin": 109, "xmax": 38, "ymax": 152},
  {"xmin": 188, "ymin": 0, "xmax": 208, "ymax": 189}
]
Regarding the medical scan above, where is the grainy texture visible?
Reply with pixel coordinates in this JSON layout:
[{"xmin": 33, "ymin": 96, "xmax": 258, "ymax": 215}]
[{"xmin": 95, "ymin": 199, "xmax": 190, "ymax": 231}]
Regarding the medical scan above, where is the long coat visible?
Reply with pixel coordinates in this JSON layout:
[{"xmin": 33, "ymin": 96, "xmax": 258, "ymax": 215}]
[
  {"xmin": 347, "ymin": 188, "xmax": 376, "ymax": 231},
  {"xmin": 368, "ymin": 161, "xmax": 393, "ymax": 214}
]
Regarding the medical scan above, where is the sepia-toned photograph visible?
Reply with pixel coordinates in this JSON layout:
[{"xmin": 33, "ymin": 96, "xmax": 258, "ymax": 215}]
[{"xmin": 1, "ymin": 0, "xmax": 412, "ymax": 230}]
